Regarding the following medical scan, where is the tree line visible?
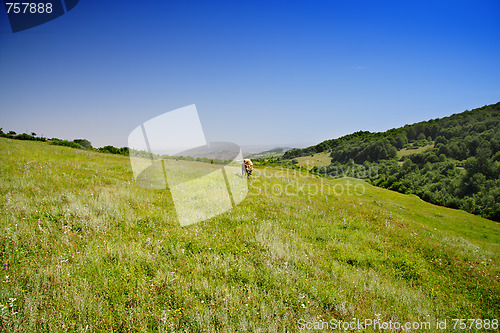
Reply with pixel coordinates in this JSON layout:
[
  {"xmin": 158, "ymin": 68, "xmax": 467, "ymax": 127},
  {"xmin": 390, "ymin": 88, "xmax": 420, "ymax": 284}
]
[
  {"xmin": 0, "ymin": 129, "xmax": 129, "ymax": 156},
  {"xmin": 1, "ymin": 129, "xmax": 232, "ymax": 165}
]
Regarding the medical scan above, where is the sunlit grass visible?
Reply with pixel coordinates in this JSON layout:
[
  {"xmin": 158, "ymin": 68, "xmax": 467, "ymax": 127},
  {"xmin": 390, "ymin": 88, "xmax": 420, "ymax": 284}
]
[
  {"xmin": 294, "ymin": 151, "xmax": 332, "ymax": 169},
  {"xmin": 1, "ymin": 137, "xmax": 499, "ymax": 332},
  {"xmin": 396, "ymin": 143, "xmax": 435, "ymax": 159}
]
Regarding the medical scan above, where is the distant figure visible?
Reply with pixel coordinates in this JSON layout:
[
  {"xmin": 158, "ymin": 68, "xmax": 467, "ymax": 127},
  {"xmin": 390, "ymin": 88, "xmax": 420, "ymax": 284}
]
[{"xmin": 242, "ymin": 159, "xmax": 253, "ymax": 178}]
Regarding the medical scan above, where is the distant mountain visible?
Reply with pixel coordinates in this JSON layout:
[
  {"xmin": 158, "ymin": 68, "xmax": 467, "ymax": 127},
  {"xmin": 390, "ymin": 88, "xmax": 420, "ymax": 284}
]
[
  {"xmin": 247, "ymin": 147, "xmax": 293, "ymax": 159},
  {"xmin": 166, "ymin": 144, "xmax": 295, "ymax": 161},
  {"xmin": 170, "ymin": 142, "xmax": 241, "ymax": 161},
  {"xmin": 281, "ymin": 102, "xmax": 500, "ymax": 221}
]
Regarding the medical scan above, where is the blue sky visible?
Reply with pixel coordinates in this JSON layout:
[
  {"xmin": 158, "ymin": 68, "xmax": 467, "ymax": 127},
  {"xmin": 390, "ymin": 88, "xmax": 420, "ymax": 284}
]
[{"xmin": 1, "ymin": 0, "xmax": 499, "ymax": 150}]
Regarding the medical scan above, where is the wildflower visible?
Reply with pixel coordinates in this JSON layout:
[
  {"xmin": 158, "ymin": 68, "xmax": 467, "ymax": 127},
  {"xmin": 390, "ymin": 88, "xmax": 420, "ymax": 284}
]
[
  {"xmin": 8, "ymin": 298, "xmax": 16, "ymax": 308},
  {"xmin": 2, "ymin": 263, "xmax": 7, "ymax": 269}
]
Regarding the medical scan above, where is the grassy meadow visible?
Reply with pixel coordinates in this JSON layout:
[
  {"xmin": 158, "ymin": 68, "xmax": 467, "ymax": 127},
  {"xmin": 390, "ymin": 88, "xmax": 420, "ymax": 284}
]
[
  {"xmin": 293, "ymin": 152, "xmax": 332, "ymax": 169},
  {"xmin": 396, "ymin": 144, "xmax": 435, "ymax": 159},
  {"xmin": 1, "ymin": 137, "xmax": 499, "ymax": 332}
]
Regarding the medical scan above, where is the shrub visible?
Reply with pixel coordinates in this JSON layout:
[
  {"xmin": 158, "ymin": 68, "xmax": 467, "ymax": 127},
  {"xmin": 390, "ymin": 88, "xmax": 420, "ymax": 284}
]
[
  {"xmin": 51, "ymin": 139, "xmax": 84, "ymax": 149},
  {"xmin": 73, "ymin": 139, "xmax": 93, "ymax": 150}
]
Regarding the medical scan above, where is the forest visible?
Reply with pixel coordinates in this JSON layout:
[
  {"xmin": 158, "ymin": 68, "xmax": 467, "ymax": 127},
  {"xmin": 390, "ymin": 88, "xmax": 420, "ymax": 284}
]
[
  {"xmin": 282, "ymin": 102, "xmax": 500, "ymax": 221},
  {"xmin": 0, "ymin": 130, "xmax": 129, "ymax": 156}
]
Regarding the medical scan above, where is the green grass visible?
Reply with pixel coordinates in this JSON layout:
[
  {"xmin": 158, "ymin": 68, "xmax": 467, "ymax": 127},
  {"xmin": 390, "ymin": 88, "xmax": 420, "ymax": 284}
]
[
  {"xmin": 397, "ymin": 144, "xmax": 435, "ymax": 159},
  {"xmin": 294, "ymin": 151, "xmax": 332, "ymax": 169},
  {"xmin": 1, "ymin": 137, "xmax": 499, "ymax": 332}
]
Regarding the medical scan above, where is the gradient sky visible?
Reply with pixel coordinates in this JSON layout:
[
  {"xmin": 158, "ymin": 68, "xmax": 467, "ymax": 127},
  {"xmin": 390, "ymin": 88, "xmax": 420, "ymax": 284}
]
[{"xmin": 1, "ymin": 0, "xmax": 499, "ymax": 150}]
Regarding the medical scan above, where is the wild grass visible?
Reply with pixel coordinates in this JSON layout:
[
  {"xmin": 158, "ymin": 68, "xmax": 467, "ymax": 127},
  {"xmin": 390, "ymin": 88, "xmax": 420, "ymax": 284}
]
[
  {"xmin": 294, "ymin": 151, "xmax": 332, "ymax": 169},
  {"xmin": 0, "ymin": 137, "xmax": 499, "ymax": 332},
  {"xmin": 396, "ymin": 144, "xmax": 435, "ymax": 159}
]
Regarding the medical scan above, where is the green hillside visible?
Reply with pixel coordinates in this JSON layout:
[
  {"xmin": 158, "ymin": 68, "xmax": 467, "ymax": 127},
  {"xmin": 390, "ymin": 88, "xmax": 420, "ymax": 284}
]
[
  {"xmin": 1, "ymin": 137, "xmax": 499, "ymax": 332},
  {"xmin": 292, "ymin": 151, "xmax": 336, "ymax": 168},
  {"xmin": 281, "ymin": 102, "xmax": 500, "ymax": 221}
]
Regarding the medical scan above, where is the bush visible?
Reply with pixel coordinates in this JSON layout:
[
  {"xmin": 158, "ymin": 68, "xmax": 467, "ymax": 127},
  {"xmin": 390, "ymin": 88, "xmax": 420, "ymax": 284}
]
[
  {"xmin": 98, "ymin": 145, "xmax": 120, "ymax": 154},
  {"xmin": 98, "ymin": 145, "xmax": 129, "ymax": 155},
  {"xmin": 73, "ymin": 139, "xmax": 93, "ymax": 150},
  {"xmin": 51, "ymin": 139, "xmax": 84, "ymax": 149}
]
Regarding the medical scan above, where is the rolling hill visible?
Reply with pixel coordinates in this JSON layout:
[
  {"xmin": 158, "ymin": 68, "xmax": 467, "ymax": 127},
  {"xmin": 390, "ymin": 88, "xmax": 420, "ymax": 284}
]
[
  {"xmin": 1, "ymin": 137, "xmax": 499, "ymax": 331},
  {"xmin": 279, "ymin": 102, "xmax": 500, "ymax": 221}
]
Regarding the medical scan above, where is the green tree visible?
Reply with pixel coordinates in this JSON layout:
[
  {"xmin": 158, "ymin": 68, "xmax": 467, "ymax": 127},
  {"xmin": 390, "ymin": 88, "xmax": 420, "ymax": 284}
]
[{"xmin": 73, "ymin": 139, "xmax": 93, "ymax": 150}]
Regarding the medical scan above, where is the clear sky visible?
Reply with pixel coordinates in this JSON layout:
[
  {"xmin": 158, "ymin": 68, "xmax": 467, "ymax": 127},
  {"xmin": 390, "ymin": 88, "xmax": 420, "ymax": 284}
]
[{"xmin": 1, "ymin": 0, "xmax": 499, "ymax": 150}]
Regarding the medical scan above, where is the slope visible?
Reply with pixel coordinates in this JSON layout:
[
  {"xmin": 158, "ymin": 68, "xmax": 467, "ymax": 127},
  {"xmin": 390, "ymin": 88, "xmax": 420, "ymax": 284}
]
[
  {"xmin": 280, "ymin": 102, "xmax": 500, "ymax": 221},
  {"xmin": 0, "ymin": 137, "xmax": 499, "ymax": 332}
]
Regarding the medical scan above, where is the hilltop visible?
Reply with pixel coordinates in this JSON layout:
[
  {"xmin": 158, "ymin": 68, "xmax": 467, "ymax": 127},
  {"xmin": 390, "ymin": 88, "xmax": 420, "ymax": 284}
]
[
  {"xmin": 1, "ymin": 137, "xmax": 499, "ymax": 331},
  {"xmin": 278, "ymin": 102, "xmax": 500, "ymax": 221}
]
